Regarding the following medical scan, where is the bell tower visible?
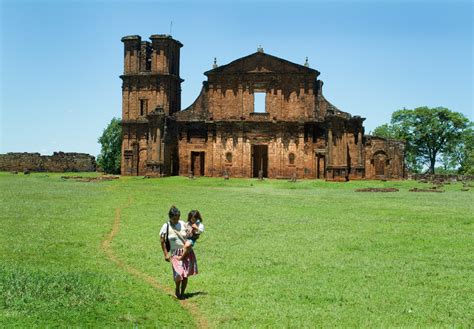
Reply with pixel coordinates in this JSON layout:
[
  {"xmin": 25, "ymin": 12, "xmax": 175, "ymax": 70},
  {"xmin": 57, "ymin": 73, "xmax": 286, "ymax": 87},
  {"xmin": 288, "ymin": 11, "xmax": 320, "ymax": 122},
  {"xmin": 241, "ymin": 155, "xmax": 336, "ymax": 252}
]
[{"xmin": 120, "ymin": 34, "xmax": 182, "ymax": 176}]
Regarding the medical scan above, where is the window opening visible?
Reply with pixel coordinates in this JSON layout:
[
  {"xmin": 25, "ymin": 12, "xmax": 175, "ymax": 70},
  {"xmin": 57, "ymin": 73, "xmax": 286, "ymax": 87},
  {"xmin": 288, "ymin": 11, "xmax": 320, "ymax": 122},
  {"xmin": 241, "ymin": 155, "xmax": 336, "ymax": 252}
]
[
  {"xmin": 254, "ymin": 92, "xmax": 266, "ymax": 113},
  {"xmin": 140, "ymin": 99, "xmax": 148, "ymax": 116},
  {"xmin": 289, "ymin": 153, "xmax": 296, "ymax": 165}
]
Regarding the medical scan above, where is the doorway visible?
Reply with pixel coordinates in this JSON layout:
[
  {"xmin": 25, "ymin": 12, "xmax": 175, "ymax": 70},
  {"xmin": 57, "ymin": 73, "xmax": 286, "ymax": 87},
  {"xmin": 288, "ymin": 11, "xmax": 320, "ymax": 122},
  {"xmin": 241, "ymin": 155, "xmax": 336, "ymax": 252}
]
[
  {"xmin": 252, "ymin": 145, "xmax": 268, "ymax": 178},
  {"xmin": 316, "ymin": 154, "xmax": 326, "ymax": 179},
  {"xmin": 191, "ymin": 151, "xmax": 205, "ymax": 176},
  {"xmin": 374, "ymin": 152, "xmax": 387, "ymax": 177}
]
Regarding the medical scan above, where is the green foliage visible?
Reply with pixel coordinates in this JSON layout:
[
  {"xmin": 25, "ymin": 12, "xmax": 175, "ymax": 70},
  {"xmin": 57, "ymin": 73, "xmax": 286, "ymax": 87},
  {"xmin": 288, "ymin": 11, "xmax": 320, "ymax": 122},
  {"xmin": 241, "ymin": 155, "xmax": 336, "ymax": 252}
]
[
  {"xmin": 97, "ymin": 117, "xmax": 122, "ymax": 174},
  {"xmin": 372, "ymin": 123, "xmax": 402, "ymax": 139},
  {"xmin": 1, "ymin": 173, "xmax": 473, "ymax": 327},
  {"xmin": 451, "ymin": 125, "xmax": 474, "ymax": 175},
  {"xmin": 374, "ymin": 107, "xmax": 472, "ymax": 174}
]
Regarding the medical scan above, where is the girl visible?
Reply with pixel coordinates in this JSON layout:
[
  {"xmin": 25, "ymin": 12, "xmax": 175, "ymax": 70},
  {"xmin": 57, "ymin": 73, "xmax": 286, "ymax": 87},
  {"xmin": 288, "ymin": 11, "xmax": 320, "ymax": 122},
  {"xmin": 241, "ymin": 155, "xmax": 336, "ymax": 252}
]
[{"xmin": 177, "ymin": 210, "xmax": 204, "ymax": 261}]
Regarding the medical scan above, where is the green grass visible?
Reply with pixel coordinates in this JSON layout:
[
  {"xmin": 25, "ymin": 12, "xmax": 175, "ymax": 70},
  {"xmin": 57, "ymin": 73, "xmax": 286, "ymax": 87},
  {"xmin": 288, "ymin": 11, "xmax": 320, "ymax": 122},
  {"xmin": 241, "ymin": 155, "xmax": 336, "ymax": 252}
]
[{"xmin": 1, "ymin": 172, "xmax": 473, "ymax": 327}]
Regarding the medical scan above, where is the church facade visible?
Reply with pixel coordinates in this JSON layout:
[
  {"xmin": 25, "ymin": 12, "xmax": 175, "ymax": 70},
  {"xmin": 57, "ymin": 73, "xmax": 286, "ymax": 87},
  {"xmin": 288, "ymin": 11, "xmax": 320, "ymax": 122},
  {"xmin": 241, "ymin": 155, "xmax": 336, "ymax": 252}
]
[{"xmin": 120, "ymin": 34, "xmax": 405, "ymax": 180}]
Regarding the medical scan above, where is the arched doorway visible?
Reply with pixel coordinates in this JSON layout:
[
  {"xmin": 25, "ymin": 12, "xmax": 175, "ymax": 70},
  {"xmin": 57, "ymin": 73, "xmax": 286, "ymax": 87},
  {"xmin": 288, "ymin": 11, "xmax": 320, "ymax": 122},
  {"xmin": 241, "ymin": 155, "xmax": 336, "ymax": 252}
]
[{"xmin": 373, "ymin": 151, "xmax": 388, "ymax": 177}]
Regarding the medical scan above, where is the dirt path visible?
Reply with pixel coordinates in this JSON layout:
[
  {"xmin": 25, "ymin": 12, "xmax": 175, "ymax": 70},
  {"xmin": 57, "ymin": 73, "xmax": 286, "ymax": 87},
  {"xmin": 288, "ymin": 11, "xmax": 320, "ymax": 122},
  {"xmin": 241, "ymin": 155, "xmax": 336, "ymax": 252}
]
[{"xmin": 101, "ymin": 197, "xmax": 208, "ymax": 328}]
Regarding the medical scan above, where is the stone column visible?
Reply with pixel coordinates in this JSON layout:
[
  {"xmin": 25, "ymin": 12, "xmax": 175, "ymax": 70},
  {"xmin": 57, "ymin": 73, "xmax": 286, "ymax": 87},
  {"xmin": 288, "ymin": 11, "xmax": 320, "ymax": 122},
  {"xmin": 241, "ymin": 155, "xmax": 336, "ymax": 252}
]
[
  {"xmin": 156, "ymin": 126, "xmax": 161, "ymax": 162},
  {"xmin": 208, "ymin": 129, "xmax": 214, "ymax": 176},
  {"xmin": 238, "ymin": 129, "xmax": 244, "ymax": 177},
  {"xmin": 342, "ymin": 132, "xmax": 347, "ymax": 166},
  {"xmin": 216, "ymin": 129, "xmax": 223, "ymax": 175},
  {"xmin": 358, "ymin": 130, "xmax": 363, "ymax": 166},
  {"xmin": 327, "ymin": 126, "xmax": 333, "ymax": 166},
  {"xmin": 298, "ymin": 125, "xmax": 305, "ymax": 178}
]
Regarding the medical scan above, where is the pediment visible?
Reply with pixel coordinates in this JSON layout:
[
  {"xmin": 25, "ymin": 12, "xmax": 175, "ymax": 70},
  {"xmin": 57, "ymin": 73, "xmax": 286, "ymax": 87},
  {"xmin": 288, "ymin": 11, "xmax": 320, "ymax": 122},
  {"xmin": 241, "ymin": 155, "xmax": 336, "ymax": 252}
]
[{"xmin": 204, "ymin": 52, "xmax": 319, "ymax": 76}]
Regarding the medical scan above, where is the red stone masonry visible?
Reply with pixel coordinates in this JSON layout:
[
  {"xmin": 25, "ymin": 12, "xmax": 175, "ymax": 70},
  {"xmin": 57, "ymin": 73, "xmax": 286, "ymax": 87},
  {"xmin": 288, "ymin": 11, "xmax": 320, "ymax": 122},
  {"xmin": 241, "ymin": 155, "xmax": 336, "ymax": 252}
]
[{"xmin": 120, "ymin": 34, "xmax": 405, "ymax": 180}]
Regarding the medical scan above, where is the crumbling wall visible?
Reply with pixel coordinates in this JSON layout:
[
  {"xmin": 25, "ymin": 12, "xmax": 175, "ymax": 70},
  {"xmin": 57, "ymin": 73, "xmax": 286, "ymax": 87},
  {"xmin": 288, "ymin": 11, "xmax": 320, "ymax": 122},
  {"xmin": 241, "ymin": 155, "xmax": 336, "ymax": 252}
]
[
  {"xmin": 0, "ymin": 152, "xmax": 96, "ymax": 172},
  {"xmin": 364, "ymin": 137, "xmax": 405, "ymax": 179},
  {"xmin": 411, "ymin": 173, "xmax": 473, "ymax": 181}
]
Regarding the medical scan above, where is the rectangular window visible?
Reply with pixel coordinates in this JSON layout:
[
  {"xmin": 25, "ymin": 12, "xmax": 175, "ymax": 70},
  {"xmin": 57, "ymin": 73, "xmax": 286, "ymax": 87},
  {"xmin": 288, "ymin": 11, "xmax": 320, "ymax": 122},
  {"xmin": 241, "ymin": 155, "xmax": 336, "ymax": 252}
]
[
  {"xmin": 140, "ymin": 99, "xmax": 148, "ymax": 116},
  {"xmin": 254, "ymin": 92, "xmax": 266, "ymax": 113}
]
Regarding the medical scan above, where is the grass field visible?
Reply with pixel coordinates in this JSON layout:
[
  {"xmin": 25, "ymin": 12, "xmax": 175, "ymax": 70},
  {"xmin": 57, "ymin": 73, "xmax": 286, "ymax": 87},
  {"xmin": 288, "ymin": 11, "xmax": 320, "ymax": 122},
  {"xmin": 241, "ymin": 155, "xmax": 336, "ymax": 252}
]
[{"xmin": 0, "ymin": 172, "xmax": 473, "ymax": 327}]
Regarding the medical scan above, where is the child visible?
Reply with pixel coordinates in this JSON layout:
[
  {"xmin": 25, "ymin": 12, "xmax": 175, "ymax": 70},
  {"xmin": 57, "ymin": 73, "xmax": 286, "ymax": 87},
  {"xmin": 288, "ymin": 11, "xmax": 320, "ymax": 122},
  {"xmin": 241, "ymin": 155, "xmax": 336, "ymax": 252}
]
[{"xmin": 177, "ymin": 210, "xmax": 204, "ymax": 261}]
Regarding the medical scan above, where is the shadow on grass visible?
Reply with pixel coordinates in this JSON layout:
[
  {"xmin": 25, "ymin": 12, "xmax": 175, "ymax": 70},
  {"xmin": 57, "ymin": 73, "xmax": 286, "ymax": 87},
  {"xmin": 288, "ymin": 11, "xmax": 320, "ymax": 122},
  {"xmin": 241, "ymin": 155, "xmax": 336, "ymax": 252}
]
[{"xmin": 183, "ymin": 291, "xmax": 208, "ymax": 299}]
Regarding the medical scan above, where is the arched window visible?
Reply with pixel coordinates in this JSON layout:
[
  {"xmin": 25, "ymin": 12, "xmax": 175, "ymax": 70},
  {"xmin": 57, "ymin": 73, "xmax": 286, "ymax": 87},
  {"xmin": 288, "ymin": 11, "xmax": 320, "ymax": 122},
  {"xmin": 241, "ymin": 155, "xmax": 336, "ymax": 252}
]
[
  {"xmin": 288, "ymin": 153, "xmax": 295, "ymax": 165},
  {"xmin": 226, "ymin": 152, "xmax": 232, "ymax": 163}
]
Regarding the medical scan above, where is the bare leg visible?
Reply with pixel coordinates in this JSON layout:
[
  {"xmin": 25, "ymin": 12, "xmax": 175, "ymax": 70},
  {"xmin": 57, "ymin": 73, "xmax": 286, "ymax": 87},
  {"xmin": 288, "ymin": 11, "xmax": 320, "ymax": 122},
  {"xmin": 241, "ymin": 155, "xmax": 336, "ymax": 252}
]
[
  {"xmin": 175, "ymin": 279, "xmax": 181, "ymax": 299},
  {"xmin": 177, "ymin": 241, "xmax": 193, "ymax": 260},
  {"xmin": 180, "ymin": 278, "xmax": 188, "ymax": 299}
]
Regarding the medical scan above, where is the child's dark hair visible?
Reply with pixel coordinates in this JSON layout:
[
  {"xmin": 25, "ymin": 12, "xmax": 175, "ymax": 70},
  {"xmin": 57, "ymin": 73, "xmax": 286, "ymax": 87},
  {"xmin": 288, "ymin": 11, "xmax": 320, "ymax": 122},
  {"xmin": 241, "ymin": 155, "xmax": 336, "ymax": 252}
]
[
  {"xmin": 168, "ymin": 205, "xmax": 180, "ymax": 219},
  {"xmin": 188, "ymin": 210, "xmax": 202, "ymax": 222}
]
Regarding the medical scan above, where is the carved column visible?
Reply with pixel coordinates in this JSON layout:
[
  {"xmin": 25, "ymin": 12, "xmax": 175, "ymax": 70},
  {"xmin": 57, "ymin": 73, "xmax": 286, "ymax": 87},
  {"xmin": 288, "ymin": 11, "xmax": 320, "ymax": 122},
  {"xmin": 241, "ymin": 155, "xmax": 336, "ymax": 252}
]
[{"xmin": 357, "ymin": 130, "xmax": 363, "ymax": 166}]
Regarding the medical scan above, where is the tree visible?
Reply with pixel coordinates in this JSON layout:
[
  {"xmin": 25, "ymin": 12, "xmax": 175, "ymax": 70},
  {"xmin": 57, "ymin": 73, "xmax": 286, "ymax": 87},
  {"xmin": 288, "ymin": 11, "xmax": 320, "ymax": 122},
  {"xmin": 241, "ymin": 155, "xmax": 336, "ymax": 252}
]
[
  {"xmin": 448, "ymin": 125, "xmax": 474, "ymax": 175},
  {"xmin": 373, "ymin": 107, "xmax": 471, "ymax": 174},
  {"xmin": 97, "ymin": 117, "xmax": 122, "ymax": 174},
  {"xmin": 372, "ymin": 123, "xmax": 401, "ymax": 139}
]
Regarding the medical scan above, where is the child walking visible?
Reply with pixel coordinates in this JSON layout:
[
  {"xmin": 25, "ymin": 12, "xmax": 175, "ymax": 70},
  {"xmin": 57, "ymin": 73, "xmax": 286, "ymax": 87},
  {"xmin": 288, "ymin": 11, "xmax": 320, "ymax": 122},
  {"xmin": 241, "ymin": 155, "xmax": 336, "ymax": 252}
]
[{"xmin": 177, "ymin": 210, "xmax": 204, "ymax": 261}]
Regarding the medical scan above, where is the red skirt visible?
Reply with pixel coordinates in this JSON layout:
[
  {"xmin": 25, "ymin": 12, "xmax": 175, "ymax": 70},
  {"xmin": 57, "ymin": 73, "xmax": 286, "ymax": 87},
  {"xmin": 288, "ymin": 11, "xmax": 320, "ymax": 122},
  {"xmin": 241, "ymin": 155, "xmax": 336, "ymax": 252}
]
[{"xmin": 171, "ymin": 248, "xmax": 198, "ymax": 281}]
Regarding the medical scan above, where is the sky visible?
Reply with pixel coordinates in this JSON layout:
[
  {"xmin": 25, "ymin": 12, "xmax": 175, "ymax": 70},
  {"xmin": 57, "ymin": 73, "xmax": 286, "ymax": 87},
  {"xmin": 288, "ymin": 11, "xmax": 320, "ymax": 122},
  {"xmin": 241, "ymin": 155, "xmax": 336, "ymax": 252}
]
[{"xmin": 0, "ymin": 0, "xmax": 472, "ymax": 156}]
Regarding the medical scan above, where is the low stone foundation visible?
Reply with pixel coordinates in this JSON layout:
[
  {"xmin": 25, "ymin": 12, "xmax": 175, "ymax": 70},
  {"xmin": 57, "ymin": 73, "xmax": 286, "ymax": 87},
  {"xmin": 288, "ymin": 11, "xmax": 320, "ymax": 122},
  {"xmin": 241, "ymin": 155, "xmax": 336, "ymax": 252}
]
[
  {"xmin": 0, "ymin": 152, "xmax": 96, "ymax": 172},
  {"xmin": 411, "ymin": 173, "xmax": 474, "ymax": 182}
]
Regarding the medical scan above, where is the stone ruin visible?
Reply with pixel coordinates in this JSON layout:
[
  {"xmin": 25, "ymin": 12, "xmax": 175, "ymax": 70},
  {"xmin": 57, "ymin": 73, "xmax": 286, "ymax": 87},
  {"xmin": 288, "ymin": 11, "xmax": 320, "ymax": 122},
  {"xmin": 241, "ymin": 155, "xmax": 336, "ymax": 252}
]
[
  {"xmin": 0, "ymin": 152, "xmax": 96, "ymax": 173},
  {"xmin": 411, "ymin": 173, "xmax": 474, "ymax": 182},
  {"xmin": 120, "ymin": 34, "xmax": 405, "ymax": 180}
]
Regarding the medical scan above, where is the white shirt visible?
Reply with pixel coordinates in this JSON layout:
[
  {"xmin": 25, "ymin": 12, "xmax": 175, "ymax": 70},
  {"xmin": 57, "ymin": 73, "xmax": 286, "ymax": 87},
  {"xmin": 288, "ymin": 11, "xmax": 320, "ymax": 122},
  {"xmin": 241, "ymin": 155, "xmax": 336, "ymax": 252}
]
[
  {"xmin": 187, "ymin": 220, "xmax": 205, "ymax": 235},
  {"xmin": 160, "ymin": 220, "xmax": 187, "ymax": 252}
]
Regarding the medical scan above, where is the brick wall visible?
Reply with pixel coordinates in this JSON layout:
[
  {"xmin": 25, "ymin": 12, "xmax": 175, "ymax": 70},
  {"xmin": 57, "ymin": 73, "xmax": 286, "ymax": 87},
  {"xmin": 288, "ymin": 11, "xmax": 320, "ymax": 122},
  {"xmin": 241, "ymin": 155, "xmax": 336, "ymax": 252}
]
[{"xmin": 0, "ymin": 152, "xmax": 96, "ymax": 172}]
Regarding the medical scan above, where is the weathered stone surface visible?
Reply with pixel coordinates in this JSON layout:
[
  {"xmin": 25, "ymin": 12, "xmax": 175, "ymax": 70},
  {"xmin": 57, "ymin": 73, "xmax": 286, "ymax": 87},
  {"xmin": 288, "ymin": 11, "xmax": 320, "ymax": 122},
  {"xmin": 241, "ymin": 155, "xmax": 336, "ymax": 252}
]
[
  {"xmin": 355, "ymin": 188, "xmax": 399, "ymax": 192},
  {"xmin": 411, "ymin": 174, "xmax": 473, "ymax": 182},
  {"xmin": 120, "ymin": 34, "xmax": 405, "ymax": 180},
  {"xmin": 0, "ymin": 152, "xmax": 96, "ymax": 172}
]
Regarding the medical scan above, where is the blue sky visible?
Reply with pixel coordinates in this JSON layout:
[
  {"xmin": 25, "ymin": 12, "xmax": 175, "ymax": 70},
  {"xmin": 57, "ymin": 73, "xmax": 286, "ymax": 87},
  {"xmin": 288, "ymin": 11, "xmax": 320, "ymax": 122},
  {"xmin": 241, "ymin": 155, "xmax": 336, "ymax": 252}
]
[{"xmin": 1, "ymin": 0, "xmax": 472, "ymax": 156}]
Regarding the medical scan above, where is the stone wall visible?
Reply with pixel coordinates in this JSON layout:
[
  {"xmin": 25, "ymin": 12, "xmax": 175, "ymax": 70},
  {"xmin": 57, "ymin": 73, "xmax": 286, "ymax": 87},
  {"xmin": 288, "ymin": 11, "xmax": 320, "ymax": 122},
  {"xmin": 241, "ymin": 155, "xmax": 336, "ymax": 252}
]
[
  {"xmin": 0, "ymin": 152, "xmax": 96, "ymax": 172},
  {"xmin": 364, "ymin": 137, "xmax": 405, "ymax": 179},
  {"xmin": 411, "ymin": 173, "xmax": 474, "ymax": 181},
  {"xmin": 177, "ymin": 122, "xmax": 331, "ymax": 179}
]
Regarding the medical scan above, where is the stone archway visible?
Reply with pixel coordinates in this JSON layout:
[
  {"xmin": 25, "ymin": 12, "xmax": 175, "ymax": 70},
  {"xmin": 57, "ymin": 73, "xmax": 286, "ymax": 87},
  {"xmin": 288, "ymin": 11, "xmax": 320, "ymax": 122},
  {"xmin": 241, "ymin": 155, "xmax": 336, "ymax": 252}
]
[{"xmin": 373, "ymin": 151, "xmax": 388, "ymax": 177}]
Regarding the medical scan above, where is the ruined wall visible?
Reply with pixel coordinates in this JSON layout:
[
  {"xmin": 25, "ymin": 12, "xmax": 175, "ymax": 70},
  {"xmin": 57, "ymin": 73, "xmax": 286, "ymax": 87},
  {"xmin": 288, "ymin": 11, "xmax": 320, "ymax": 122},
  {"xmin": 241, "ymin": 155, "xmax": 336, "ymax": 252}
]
[
  {"xmin": 199, "ymin": 77, "xmax": 317, "ymax": 121},
  {"xmin": 0, "ymin": 152, "xmax": 96, "ymax": 172},
  {"xmin": 364, "ymin": 137, "xmax": 405, "ymax": 179},
  {"xmin": 178, "ymin": 122, "xmax": 331, "ymax": 179}
]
